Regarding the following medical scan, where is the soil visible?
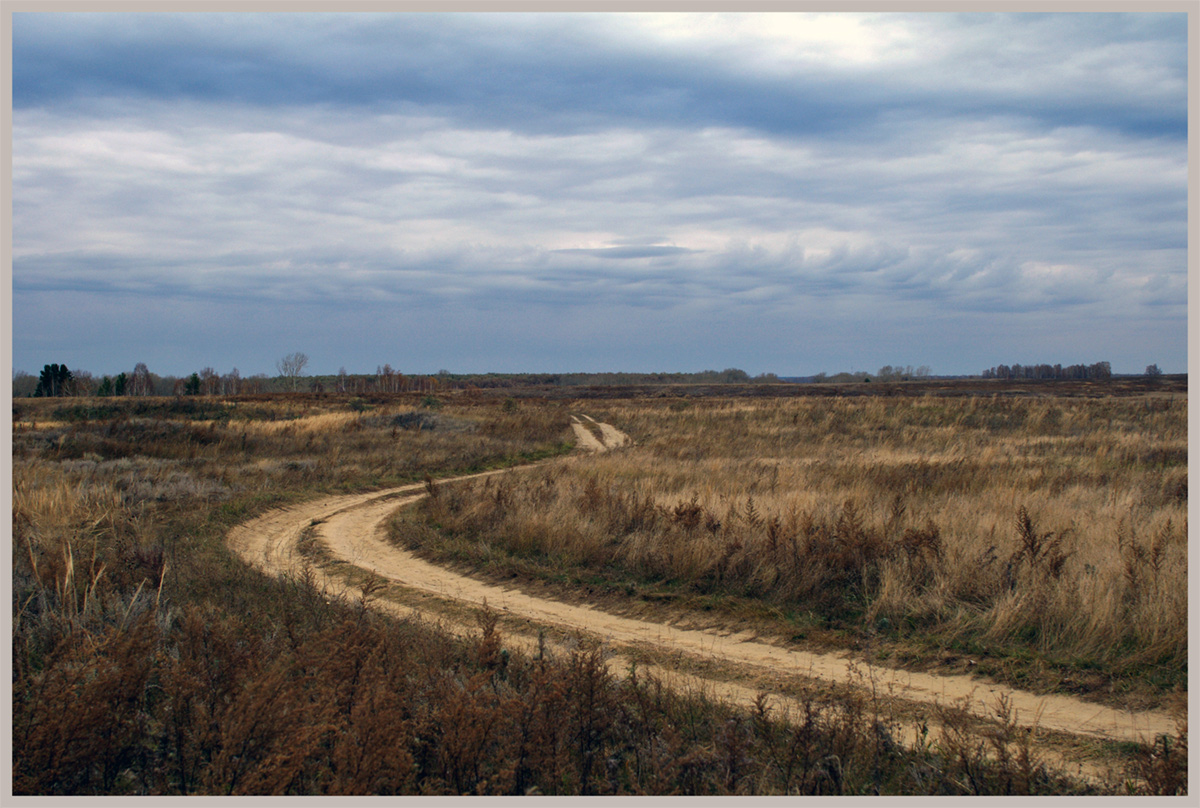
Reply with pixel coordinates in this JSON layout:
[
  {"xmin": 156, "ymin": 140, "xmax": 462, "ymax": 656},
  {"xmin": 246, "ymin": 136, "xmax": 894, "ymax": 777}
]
[{"xmin": 569, "ymin": 415, "xmax": 606, "ymax": 452}]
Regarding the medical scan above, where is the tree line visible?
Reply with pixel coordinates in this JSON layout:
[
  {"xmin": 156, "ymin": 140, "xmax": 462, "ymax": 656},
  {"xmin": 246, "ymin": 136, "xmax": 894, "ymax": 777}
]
[
  {"xmin": 810, "ymin": 365, "xmax": 932, "ymax": 383},
  {"xmin": 16, "ymin": 356, "xmax": 1171, "ymax": 398},
  {"xmin": 13, "ymin": 360, "xmax": 783, "ymax": 398},
  {"xmin": 15, "ymin": 362, "xmax": 269, "ymax": 398},
  {"xmin": 980, "ymin": 361, "xmax": 1113, "ymax": 381}
]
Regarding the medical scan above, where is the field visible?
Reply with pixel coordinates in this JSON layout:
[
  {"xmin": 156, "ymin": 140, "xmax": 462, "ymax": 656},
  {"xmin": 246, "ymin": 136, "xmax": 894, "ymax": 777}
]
[
  {"xmin": 11, "ymin": 381, "xmax": 1188, "ymax": 795},
  {"xmin": 403, "ymin": 394, "xmax": 1187, "ymax": 701}
]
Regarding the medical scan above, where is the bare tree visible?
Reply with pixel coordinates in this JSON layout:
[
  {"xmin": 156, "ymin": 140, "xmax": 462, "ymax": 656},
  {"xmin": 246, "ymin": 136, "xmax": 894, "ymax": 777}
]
[
  {"xmin": 130, "ymin": 362, "xmax": 154, "ymax": 396},
  {"xmin": 277, "ymin": 352, "xmax": 309, "ymax": 392},
  {"xmin": 13, "ymin": 370, "xmax": 37, "ymax": 398},
  {"xmin": 199, "ymin": 367, "xmax": 220, "ymax": 396},
  {"xmin": 222, "ymin": 367, "xmax": 242, "ymax": 395},
  {"xmin": 72, "ymin": 370, "xmax": 96, "ymax": 396}
]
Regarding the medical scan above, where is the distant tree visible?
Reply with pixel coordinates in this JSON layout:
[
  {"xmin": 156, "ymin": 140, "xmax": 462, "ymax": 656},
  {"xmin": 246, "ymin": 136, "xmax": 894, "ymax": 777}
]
[
  {"xmin": 35, "ymin": 363, "xmax": 73, "ymax": 397},
  {"xmin": 222, "ymin": 367, "xmax": 241, "ymax": 395},
  {"xmin": 984, "ymin": 361, "xmax": 1112, "ymax": 381},
  {"xmin": 379, "ymin": 363, "xmax": 397, "ymax": 393},
  {"xmin": 1145, "ymin": 364, "xmax": 1163, "ymax": 377},
  {"xmin": 245, "ymin": 373, "xmax": 269, "ymax": 394},
  {"xmin": 96, "ymin": 376, "xmax": 114, "ymax": 397},
  {"xmin": 277, "ymin": 352, "xmax": 309, "ymax": 391},
  {"xmin": 152, "ymin": 374, "xmax": 175, "ymax": 396},
  {"xmin": 130, "ymin": 363, "xmax": 153, "ymax": 396},
  {"xmin": 195, "ymin": 367, "xmax": 217, "ymax": 396},
  {"xmin": 114, "ymin": 372, "xmax": 128, "ymax": 396},
  {"xmin": 13, "ymin": 370, "xmax": 37, "ymax": 397},
  {"xmin": 337, "ymin": 366, "xmax": 348, "ymax": 394},
  {"xmin": 72, "ymin": 370, "xmax": 96, "ymax": 396},
  {"xmin": 185, "ymin": 373, "xmax": 202, "ymax": 395},
  {"xmin": 875, "ymin": 365, "xmax": 922, "ymax": 382}
]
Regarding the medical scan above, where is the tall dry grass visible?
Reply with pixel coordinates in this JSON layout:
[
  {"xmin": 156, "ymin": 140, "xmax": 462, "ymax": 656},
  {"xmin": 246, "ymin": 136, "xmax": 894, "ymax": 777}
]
[{"xmin": 405, "ymin": 395, "xmax": 1187, "ymax": 693}]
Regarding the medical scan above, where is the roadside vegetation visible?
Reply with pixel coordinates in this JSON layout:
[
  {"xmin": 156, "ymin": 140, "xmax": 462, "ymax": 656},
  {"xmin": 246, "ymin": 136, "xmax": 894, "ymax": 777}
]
[
  {"xmin": 12, "ymin": 390, "xmax": 1187, "ymax": 794},
  {"xmin": 396, "ymin": 395, "xmax": 1187, "ymax": 707}
]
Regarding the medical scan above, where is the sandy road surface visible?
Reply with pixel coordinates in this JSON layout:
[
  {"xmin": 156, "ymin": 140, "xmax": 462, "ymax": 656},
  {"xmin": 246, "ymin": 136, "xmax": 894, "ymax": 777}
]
[
  {"xmin": 577, "ymin": 413, "xmax": 631, "ymax": 449},
  {"xmin": 569, "ymin": 415, "xmax": 607, "ymax": 452},
  {"xmin": 227, "ymin": 416, "xmax": 1178, "ymax": 781}
]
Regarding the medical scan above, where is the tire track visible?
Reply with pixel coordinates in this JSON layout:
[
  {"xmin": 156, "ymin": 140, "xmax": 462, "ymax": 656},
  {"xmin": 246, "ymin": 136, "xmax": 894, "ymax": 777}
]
[{"xmin": 227, "ymin": 416, "xmax": 1177, "ymax": 783}]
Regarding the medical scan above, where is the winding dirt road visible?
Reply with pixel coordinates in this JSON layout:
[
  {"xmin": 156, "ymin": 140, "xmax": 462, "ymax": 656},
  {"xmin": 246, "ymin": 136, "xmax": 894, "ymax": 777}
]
[{"xmin": 227, "ymin": 415, "xmax": 1178, "ymax": 782}]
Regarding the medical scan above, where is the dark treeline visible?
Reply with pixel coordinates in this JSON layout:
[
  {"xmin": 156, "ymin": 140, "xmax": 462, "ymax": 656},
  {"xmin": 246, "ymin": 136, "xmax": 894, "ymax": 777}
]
[
  {"xmin": 15, "ymin": 363, "xmax": 269, "ymax": 399},
  {"xmin": 981, "ymin": 361, "xmax": 1113, "ymax": 381},
  {"xmin": 18, "ymin": 358, "xmax": 1168, "ymax": 398},
  {"xmin": 33, "ymin": 363, "xmax": 74, "ymax": 397},
  {"xmin": 13, "ymin": 364, "xmax": 780, "ymax": 398}
]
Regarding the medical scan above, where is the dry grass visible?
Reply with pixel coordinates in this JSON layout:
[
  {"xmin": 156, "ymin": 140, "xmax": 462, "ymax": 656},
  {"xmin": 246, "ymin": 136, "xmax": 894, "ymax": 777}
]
[
  {"xmin": 216, "ymin": 411, "xmax": 363, "ymax": 435},
  {"xmin": 403, "ymin": 395, "xmax": 1187, "ymax": 699},
  {"xmin": 11, "ymin": 392, "xmax": 1184, "ymax": 794}
]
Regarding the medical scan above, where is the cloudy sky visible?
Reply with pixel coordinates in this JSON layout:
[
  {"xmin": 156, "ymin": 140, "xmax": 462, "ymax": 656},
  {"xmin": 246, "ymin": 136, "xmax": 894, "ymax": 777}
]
[{"xmin": 11, "ymin": 11, "xmax": 1189, "ymax": 377}]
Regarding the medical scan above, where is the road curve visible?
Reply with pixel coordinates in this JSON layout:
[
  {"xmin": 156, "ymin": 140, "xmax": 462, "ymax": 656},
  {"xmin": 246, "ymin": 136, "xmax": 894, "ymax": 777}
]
[{"xmin": 227, "ymin": 416, "xmax": 1178, "ymax": 778}]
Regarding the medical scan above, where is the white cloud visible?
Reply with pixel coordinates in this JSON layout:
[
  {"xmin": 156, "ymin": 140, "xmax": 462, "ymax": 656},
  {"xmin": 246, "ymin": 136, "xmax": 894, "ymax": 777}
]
[{"xmin": 618, "ymin": 12, "xmax": 919, "ymax": 71}]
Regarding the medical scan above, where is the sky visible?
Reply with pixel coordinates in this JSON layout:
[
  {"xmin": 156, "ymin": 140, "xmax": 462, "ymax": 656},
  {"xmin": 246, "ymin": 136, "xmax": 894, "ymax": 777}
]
[{"xmin": 10, "ymin": 11, "xmax": 1190, "ymax": 377}]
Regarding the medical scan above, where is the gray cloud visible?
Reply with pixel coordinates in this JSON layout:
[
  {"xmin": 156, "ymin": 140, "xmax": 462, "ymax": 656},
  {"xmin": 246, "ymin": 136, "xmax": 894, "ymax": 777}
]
[
  {"xmin": 11, "ymin": 12, "xmax": 1188, "ymax": 376},
  {"xmin": 552, "ymin": 246, "xmax": 700, "ymax": 260},
  {"xmin": 14, "ymin": 13, "xmax": 1186, "ymax": 140}
]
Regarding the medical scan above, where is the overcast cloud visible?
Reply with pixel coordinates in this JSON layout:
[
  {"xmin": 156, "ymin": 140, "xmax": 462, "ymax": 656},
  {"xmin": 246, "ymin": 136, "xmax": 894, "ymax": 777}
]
[{"xmin": 11, "ymin": 11, "xmax": 1188, "ymax": 376}]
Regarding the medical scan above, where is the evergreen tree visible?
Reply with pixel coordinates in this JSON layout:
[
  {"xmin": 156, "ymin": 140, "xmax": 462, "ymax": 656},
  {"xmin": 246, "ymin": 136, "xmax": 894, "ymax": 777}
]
[{"xmin": 34, "ymin": 363, "xmax": 73, "ymax": 397}]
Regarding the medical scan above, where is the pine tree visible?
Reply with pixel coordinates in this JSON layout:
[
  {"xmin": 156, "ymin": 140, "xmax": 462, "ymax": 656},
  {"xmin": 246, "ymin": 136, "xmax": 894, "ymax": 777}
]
[{"xmin": 34, "ymin": 363, "xmax": 73, "ymax": 397}]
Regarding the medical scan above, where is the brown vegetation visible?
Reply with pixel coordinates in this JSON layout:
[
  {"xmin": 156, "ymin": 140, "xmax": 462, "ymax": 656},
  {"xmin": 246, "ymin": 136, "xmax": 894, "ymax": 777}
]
[
  {"xmin": 11, "ymin": 391, "xmax": 1186, "ymax": 794},
  {"xmin": 400, "ymin": 395, "xmax": 1187, "ymax": 703}
]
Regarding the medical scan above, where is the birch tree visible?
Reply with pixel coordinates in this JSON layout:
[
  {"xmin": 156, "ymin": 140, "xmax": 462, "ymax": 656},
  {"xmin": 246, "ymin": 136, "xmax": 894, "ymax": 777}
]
[{"xmin": 277, "ymin": 352, "xmax": 309, "ymax": 392}]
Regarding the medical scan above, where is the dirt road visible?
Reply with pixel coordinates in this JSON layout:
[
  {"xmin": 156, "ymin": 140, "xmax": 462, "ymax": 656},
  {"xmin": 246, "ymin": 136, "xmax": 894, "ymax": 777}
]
[
  {"xmin": 227, "ymin": 415, "xmax": 1177, "ymax": 781},
  {"xmin": 569, "ymin": 415, "xmax": 607, "ymax": 452}
]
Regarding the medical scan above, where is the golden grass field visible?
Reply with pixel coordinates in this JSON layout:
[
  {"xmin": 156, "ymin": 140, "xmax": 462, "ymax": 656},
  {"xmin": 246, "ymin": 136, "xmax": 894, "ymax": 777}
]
[
  {"xmin": 402, "ymin": 395, "xmax": 1186, "ymax": 706},
  {"xmin": 11, "ymin": 387, "xmax": 1188, "ymax": 795}
]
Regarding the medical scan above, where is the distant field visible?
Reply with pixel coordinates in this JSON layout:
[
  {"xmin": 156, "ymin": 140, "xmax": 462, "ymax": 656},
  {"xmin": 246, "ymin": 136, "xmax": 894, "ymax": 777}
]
[
  {"xmin": 12, "ymin": 385, "xmax": 1187, "ymax": 795},
  {"xmin": 438, "ymin": 374, "xmax": 1188, "ymax": 401}
]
